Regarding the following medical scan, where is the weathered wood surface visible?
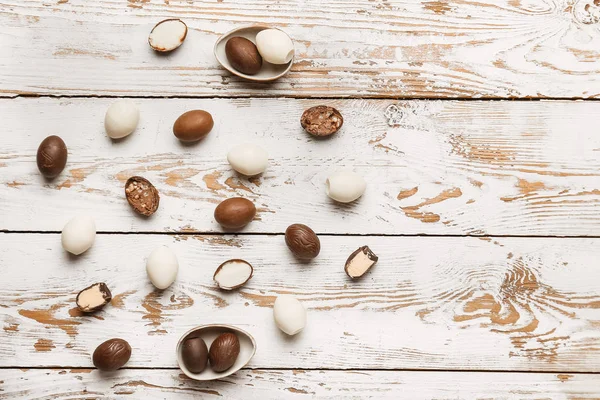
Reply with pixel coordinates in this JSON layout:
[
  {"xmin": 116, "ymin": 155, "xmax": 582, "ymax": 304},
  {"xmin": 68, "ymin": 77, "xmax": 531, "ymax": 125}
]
[
  {"xmin": 1, "ymin": 234, "xmax": 599, "ymax": 371},
  {"xmin": 2, "ymin": 0, "xmax": 600, "ymax": 98},
  {"xmin": 2, "ymin": 98, "xmax": 600, "ymax": 235},
  {"xmin": 1, "ymin": 369, "xmax": 599, "ymax": 399}
]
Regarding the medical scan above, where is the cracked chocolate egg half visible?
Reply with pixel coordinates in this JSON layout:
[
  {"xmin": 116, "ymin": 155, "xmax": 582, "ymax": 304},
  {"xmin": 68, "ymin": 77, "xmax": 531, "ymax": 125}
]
[
  {"xmin": 301, "ymin": 105, "xmax": 343, "ymax": 137},
  {"xmin": 214, "ymin": 259, "xmax": 253, "ymax": 290},
  {"xmin": 344, "ymin": 246, "xmax": 378, "ymax": 279},
  {"xmin": 125, "ymin": 176, "xmax": 160, "ymax": 217},
  {"xmin": 76, "ymin": 282, "xmax": 112, "ymax": 313},
  {"xmin": 148, "ymin": 19, "xmax": 188, "ymax": 52}
]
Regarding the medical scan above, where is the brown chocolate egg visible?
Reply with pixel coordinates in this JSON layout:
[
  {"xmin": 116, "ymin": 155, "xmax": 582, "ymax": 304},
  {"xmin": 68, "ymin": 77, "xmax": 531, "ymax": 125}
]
[
  {"xmin": 181, "ymin": 333, "xmax": 209, "ymax": 373},
  {"xmin": 208, "ymin": 332, "xmax": 240, "ymax": 372},
  {"xmin": 285, "ymin": 224, "xmax": 320, "ymax": 260},
  {"xmin": 36, "ymin": 135, "xmax": 67, "ymax": 178},
  {"xmin": 173, "ymin": 110, "xmax": 214, "ymax": 142},
  {"xmin": 92, "ymin": 338, "xmax": 132, "ymax": 371},
  {"xmin": 225, "ymin": 37, "xmax": 262, "ymax": 75},
  {"xmin": 214, "ymin": 197, "xmax": 256, "ymax": 230}
]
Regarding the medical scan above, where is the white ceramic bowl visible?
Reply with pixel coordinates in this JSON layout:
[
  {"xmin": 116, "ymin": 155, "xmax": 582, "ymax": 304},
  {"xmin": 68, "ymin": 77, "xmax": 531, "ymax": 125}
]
[
  {"xmin": 214, "ymin": 25, "xmax": 294, "ymax": 82},
  {"xmin": 176, "ymin": 324, "xmax": 256, "ymax": 381}
]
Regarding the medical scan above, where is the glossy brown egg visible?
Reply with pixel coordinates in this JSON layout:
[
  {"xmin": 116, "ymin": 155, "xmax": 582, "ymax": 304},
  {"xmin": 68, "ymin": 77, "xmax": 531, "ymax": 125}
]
[
  {"xmin": 173, "ymin": 110, "xmax": 214, "ymax": 142},
  {"xmin": 214, "ymin": 197, "xmax": 256, "ymax": 230},
  {"xmin": 285, "ymin": 224, "xmax": 320, "ymax": 260},
  {"xmin": 208, "ymin": 332, "xmax": 240, "ymax": 372},
  {"xmin": 225, "ymin": 37, "xmax": 262, "ymax": 75},
  {"xmin": 181, "ymin": 333, "xmax": 209, "ymax": 373},
  {"xmin": 36, "ymin": 135, "xmax": 67, "ymax": 178},
  {"xmin": 92, "ymin": 338, "xmax": 132, "ymax": 371}
]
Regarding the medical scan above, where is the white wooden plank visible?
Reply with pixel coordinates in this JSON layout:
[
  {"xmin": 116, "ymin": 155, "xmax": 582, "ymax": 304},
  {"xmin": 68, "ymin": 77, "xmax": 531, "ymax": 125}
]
[
  {"xmin": 1, "ymin": 233, "xmax": 599, "ymax": 371},
  {"xmin": 1, "ymin": 369, "xmax": 599, "ymax": 399},
  {"xmin": 1, "ymin": 98, "xmax": 599, "ymax": 235},
  {"xmin": 2, "ymin": 0, "xmax": 600, "ymax": 98}
]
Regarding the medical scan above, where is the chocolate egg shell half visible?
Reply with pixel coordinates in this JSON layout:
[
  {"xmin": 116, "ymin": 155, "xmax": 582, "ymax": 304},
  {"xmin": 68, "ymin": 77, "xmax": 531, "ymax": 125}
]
[
  {"xmin": 285, "ymin": 224, "xmax": 320, "ymax": 260},
  {"xmin": 173, "ymin": 110, "xmax": 214, "ymax": 142},
  {"xmin": 214, "ymin": 197, "xmax": 256, "ymax": 230},
  {"xmin": 93, "ymin": 338, "xmax": 132, "ymax": 371},
  {"xmin": 208, "ymin": 332, "xmax": 240, "ymax": 372},
  {"xmin": 181, "ymin": 333, "xmax": 209, "ymax": 373},
  {"xmin": 125, "ymin": 176, "xmax": 160, "ymax": 216},
  {"xmin": 36, "ymin": 135, "xmax": 67, "ymax": 178},
  {"xmin": 301, "ymin": 106, "xmax": 343, "ymax": 137},
  {"xmin": 225, "ymin": 37, "xmax": 262, "ymax": 75}
]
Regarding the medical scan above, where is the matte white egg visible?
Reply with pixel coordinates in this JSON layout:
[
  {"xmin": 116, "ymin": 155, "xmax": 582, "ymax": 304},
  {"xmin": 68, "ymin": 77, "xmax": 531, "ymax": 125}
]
[
  {"xmin": 105, "ymin": 100, "xmax": 140, "ymax": 139},
  {"xmin": 326, "ymin": 170, "xmax": 367, "ymax": 203},
  {"xmin": 255, "ymin": 29, "xmax": 294, "ymax": 65},
  {"xmin": 227, "ymin": 144, "xmax": 269, "ymax": 176},
  {"xmin": 146, "ymin": 246, "xmax": 179, "ymax": 290},
  {"xmin": 273, "ymin": 295, "xmax": 306, "ymax": 335},
  {"xmin": 61, "ymin": 215, "xmax": 96, "ymax": 255}
]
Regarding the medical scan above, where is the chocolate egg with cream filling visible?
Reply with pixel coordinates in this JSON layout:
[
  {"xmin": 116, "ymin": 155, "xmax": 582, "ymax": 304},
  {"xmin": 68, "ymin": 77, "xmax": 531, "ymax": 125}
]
[
  {"xmin": 76, "ymin": 282, "xmax": 112, "ymax": 313},
  {"xmin": 214, "ymin": 259, "xmax": 253, "ymax": 290},
  {"xmin": 345, "ymin": 246, "xmax": 378, "ymax": 279}
]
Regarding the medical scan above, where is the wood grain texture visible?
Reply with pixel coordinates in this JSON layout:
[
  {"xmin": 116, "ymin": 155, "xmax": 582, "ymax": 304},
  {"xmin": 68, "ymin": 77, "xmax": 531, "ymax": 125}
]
[
  {"xmin": 1, "ymin": 233, "xmax": 599, "ymax": 371},
  {"xmin": 2, "ymin": 0, "xmax": 600, "ymax": 98},
  {"xmin": 1, "ymin": 98, "xmax": 599, "ymax": 235},
  {"xmin": 1, "ymin": 369, "xmax": 599, "ymax": 399}
]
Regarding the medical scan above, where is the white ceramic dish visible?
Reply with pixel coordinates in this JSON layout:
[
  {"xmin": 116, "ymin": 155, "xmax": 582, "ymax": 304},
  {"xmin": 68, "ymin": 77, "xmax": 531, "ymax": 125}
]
[
  {"xmin": 176, "ymin": 324, "xmax": 256, "ymax": 381},
  {"xmin": 214, "ymin": 25, "xmax": 294, "ymax": 82}
]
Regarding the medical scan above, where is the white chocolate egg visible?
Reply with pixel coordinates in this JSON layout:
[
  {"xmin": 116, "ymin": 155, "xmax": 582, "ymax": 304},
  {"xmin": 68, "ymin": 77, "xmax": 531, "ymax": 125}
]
[
  {"xmin": 326, "ymin": 170, "xmax": 367, "ymax": 203},
  {"xmin": 273, "ymin": 295, "xmax": 306, "ymax": 335},
  {"xmin": 146, "ymin": 246, "xmax": 179, "ymax": 290},
  {"xmin": 227, "ymin": 144, "xmax": 269, "ymax": 176},
  {"xmin": 105, "ymin": 100, "xmax": 140, "ymax": 139},
  {"xmin": 61, "ymin": 215, "xmax": 96, "ymax": 255},
  {"xmin": 255, "ymin": 29, "xmax": 294, "ymax": 65}
]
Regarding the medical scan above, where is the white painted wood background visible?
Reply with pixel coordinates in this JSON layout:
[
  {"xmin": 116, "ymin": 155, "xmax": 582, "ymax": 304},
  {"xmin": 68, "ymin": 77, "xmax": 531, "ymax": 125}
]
[
  {"xmin": 2, "ymin": 234, "xmax": 600, "ymax": 371},
  {"xmin": 2, "ymin": 0, "xmax": 600, "ymax": 98},
  {"xmin": 1, "ymin": 0, "xmax": 600, "ymax": 399},
  {"xmin": 2, "ymin": 98, "xmax": 600, "ymax": 235}
]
